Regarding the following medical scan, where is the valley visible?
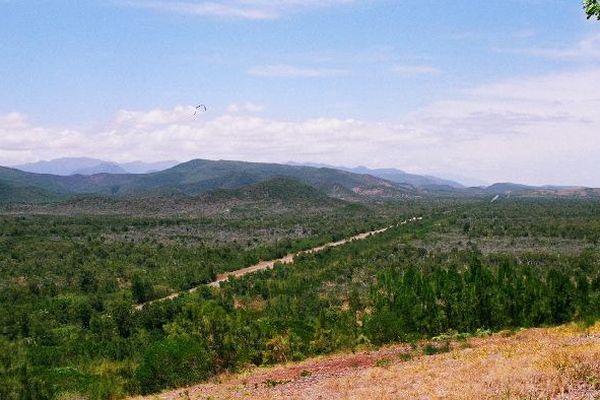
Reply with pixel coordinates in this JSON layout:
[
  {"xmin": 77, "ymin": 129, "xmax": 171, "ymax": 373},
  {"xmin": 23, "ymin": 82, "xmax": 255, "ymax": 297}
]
[
  {"xmin": 0, "ymin": 159, "xmax": 599, "ymax": 399},
  {"xmin": 3, "ymin": 1, "xmax": 599, "ymax": 398},
  {"xmin": 136, "ymin": 216, "xmax": 422, "ymax": 309}
]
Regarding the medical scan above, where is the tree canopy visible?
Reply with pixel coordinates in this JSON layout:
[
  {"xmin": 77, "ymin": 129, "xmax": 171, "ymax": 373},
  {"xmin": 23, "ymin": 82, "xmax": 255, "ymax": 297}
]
[{"xmin": 584, "ymin": 0, "xmax": 600, "ymax": 20}]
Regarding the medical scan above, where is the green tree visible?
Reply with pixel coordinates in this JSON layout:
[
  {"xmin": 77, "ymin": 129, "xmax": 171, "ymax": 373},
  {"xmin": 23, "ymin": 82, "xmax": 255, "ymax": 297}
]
[
  {"xmin": 131, "ymin": 273, "xmax": 154, "ymax": 303},
  {"xmin": 584, "ymin": 0, "xmax": 600, "ymax": 19},
  {"xmin": 136, "ymin": 335, "xmax": 212, "ymax": 394}
]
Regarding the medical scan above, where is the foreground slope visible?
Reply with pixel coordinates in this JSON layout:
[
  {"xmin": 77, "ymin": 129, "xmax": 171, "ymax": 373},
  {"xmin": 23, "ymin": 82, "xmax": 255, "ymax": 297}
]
[{"xmin": 135, "ymin": 322, "xmax": 600, "ymax": 400}]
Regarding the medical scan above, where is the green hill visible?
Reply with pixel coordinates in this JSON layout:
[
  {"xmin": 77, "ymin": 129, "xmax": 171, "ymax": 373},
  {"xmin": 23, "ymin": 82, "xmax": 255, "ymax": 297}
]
[
  {"xmin": 1, "ymin": 177, "xmax": 348, "ymax": 216},
  {"xmin": 203, "ymin": 177, "xmax": 341, "ymax": 204},
  {"xmin": 0, "ymin": 181, "xmax": 66, "ymax": 203},
  {"xmin": 0, "ymin": 159, "xmax": 414, "ymax": 203}
]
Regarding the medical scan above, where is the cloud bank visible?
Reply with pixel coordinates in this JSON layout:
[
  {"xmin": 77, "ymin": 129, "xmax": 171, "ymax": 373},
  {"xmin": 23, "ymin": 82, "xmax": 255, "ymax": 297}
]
[{"xmin": 2, "ymin": 68, "xmax": 599, "ymax": 186}]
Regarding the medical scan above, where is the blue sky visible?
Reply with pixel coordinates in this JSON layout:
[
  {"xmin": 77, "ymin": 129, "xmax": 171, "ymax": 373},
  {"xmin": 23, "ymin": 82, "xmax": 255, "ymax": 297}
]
[{"xmin": 1, "ymin": 0, "xmax": 599, "ymax": 186}]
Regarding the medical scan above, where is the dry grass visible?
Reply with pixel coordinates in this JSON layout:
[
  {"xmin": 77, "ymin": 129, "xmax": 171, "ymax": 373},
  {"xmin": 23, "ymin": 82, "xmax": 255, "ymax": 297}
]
[{"xmin": 134, "ymin": 322, "xmax": 600, "ymax": 400}]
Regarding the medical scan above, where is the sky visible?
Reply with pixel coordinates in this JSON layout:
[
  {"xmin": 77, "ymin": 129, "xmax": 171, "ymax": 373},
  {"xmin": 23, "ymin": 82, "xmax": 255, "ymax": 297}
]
[{"xmin": 0, "ymin": 0, "xmax": 599, "ymax": 186}]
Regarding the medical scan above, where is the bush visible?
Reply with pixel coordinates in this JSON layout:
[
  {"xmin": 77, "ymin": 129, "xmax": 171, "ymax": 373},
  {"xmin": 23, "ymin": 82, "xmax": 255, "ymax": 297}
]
[
  {"xmin": 136, "ymin": 335, "xmax": 213, "ymax": 394},
  {"xmin": 423, "ymin": 341, "xmax": 450, "ymax": 355}
]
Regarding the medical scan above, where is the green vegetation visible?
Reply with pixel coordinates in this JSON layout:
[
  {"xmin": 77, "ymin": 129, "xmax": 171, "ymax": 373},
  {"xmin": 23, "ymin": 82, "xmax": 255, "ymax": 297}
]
[
  {"xmin": 0, "ymin": 197, "xmax": 599, "ymax": 399},
  {"xmin": 0, "ymin": 181, "xmax": 67, "ymax": 204},
  {"xmin": 584, "ymin": 0, "xmax": 600, "ymax": 20},
  {"xmin": 0, "ymin": 158, "xmax": 412, "ymax": 202}
]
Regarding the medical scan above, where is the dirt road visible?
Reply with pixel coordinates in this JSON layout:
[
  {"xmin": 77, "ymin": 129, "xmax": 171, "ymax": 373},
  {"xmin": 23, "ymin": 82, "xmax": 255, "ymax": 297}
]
[{"xmin": 135, "ymin": 217, "xmax": 422, "ymax": 310}]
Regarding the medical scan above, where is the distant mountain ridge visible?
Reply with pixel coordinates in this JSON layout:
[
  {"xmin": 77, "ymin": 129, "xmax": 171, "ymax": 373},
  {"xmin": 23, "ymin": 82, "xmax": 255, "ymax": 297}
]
[
  {"xmin": 13, "ymin": 158, "xmax": 179, "ymax": 176},
  {"xmin": 0, "ymin": 158, "xmax": 415, "ymax": 203},
  {"xmin": 73, "ymin": 162, "xmax": 128, "ymax": 176},
  {"xmin": 287, "ymin": 162, "xmax": 465, "ymax": 188},
  {"xmin": 455, "ymin": 182, "xmax": 600, "ymax": 201},
  {"xmin": 1, "ymin": 158, "xmax": 599, "ymax": 205}
]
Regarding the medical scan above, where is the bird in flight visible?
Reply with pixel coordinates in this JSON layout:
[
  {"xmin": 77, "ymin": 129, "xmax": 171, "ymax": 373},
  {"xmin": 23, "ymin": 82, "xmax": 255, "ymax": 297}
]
[{"xmin": 194, "ymin": 104, "xmax": 207, "ymax": 115}]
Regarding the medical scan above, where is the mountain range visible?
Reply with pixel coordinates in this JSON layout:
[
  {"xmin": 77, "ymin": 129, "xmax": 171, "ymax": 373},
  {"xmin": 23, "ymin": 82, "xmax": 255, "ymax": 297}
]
[
  {"xmin": 15, "ymin": 158, "xmax": 464, "ymax": 189},
  {"xmin": 0, "ymin": 158, "xmax": 413, "ymax": 203},
  {"xmin": 13, "ymin": 158, "xmax": 179, "ymax": 176},
  {"xmin": 287, "ymin": 162, "xmax": 465, "ymax": 188},
  {"xmin": 1, "ymin": 158, "xmax": 598, "ymax": 205}
]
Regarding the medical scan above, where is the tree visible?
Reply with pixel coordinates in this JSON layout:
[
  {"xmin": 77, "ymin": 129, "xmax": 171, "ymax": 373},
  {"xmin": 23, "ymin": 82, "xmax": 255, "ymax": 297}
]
[
  {"xmin": 584, "ymin": 0, "xmax": 600, "ymax": 20},
  {"xmin": 132, "ymin": 273, "xmax": 154, "ymax": 303},
  {"xmin": 136, "ymin": 335, "xmax": 212, "ymax": 394}
]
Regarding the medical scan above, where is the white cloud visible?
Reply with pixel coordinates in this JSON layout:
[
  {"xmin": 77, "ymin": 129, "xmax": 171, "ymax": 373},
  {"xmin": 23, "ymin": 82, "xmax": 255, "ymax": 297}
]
[
  {"xmin": 115, "ymin": 105, "xmax": 196, "ymax": 127},
  {"xmin": 0, "ymin": 116, "xmax": 87, "ymax": 160},
  {"xmin": 391, "ymin": 65, "xmax": 442, "ymax": 77},
  {"xmin": 2, "ymin": 69, "xmax": 600, "ymax": 187},
  {"xmin": 401, "ymin": 69, "xmax": 600, "ymax": 185},
  {"xmin": 0, "ymin": 108, "xmax": 426, "ymax": 172},
  {"xmin": 226, "ymin": 102, "xmax": 265, "ymax": 113},
  {"xmin": 0, "ymin": 112, "xmax": 28, "ymax": 129},
  {"xmin": 248, "ymin": 64, "xmax": 348, "ymax": 77},
  {"xmin": 516, "ymin": 34, "xmax": 600, "ymax": 60},
  {"xmin": 123, "ymin": 0, "xmax": 357, "ymax": 20}
]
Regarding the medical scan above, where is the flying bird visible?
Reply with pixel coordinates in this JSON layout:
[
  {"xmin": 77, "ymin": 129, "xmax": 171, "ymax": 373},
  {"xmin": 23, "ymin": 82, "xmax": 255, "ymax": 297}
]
[{"xmin": 194, "ymin": 104, "xmax": 207, "ymax": 115}]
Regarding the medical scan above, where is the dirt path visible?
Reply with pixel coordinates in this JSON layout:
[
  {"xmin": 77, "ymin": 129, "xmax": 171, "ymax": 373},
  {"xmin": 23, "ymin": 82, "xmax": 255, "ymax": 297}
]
[{"xmin": 135, "ymin": 217, "xmax": 422, "ymax": 310}]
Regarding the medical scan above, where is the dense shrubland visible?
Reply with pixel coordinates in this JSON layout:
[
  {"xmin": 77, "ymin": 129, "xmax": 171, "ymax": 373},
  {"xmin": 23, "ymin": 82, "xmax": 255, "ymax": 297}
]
[{"xmin": 0, "ymin": 199, "xmax": 599, "ymax": 399}]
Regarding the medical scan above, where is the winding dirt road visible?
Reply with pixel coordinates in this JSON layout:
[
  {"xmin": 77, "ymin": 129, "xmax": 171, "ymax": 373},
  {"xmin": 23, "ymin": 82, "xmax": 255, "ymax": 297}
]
[{"xmin": 135, "ymin": 217, "xmax": 422, "ymax": 310}]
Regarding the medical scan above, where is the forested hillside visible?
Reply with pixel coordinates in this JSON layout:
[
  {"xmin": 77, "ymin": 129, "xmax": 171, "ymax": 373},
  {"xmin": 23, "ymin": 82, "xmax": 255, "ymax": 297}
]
[{"xmin": 0, "ymin": 159, "xmax": 413, "ymax": 202}]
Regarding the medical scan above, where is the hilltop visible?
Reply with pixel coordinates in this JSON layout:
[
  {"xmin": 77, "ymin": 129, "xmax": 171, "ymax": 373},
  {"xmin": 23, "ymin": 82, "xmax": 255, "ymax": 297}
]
[{"xmin": 133, "ymin": 322, "xmax": 600, "ymax": 400}]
